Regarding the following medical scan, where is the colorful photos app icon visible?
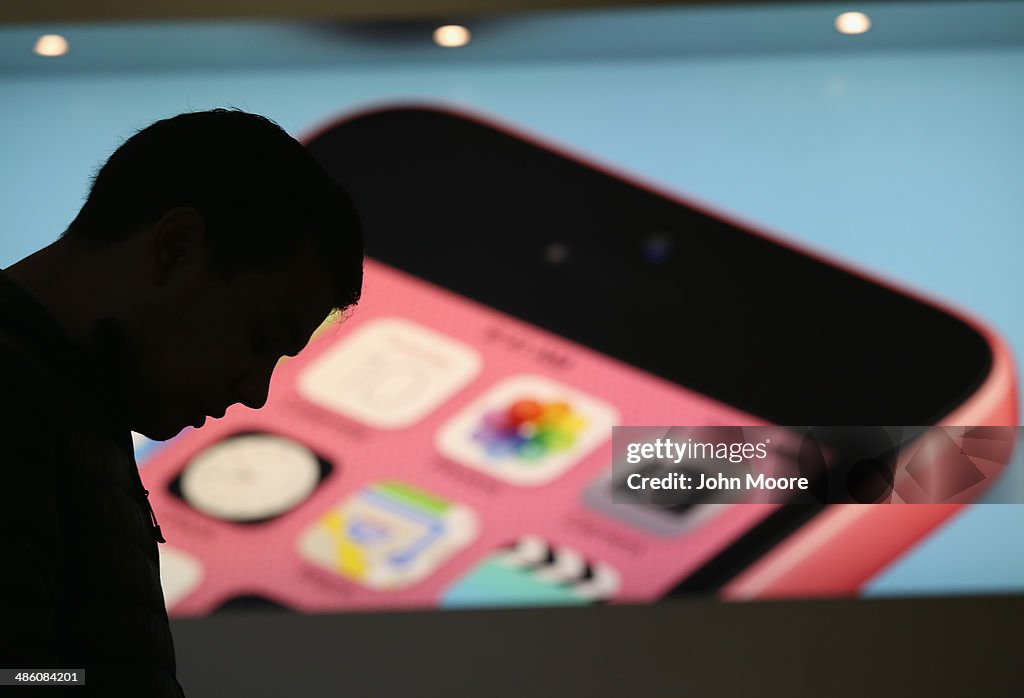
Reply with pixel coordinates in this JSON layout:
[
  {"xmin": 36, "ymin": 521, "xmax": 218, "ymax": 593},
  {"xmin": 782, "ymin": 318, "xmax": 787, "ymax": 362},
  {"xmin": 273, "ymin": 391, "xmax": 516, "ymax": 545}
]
[
  {"xmin": 441, "ymin": 536, "xmax": 619, "ymax": 609},
  {"xmin": 436, "ymin": 375, "xmax": 619, "ymax": 485},
  {"xmin": 297, "ymin": 482, "xmax": 477, "ymax": 590},
  {"xmin": 475, "ymin": 398, "xmax": 583, "ymax": 459},
  {"xmin": 298, "ymin": 317, "xmax": 481, "ymax": 429}
]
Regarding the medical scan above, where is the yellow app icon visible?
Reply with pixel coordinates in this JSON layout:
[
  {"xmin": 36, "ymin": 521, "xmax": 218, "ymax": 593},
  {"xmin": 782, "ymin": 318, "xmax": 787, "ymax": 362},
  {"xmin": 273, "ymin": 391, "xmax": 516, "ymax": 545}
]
[{"xmin": 297, "ymin": 481, "xmax": 477, "ymax": 590}]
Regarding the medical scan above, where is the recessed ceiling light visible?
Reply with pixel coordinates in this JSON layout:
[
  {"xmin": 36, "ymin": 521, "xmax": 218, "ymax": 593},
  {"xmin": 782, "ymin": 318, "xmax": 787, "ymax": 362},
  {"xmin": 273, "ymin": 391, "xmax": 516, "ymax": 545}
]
[
  {"xmin": 34, "ymin": 34, "xmax": 69, "ymax": 57},
  {"xmin": 433, "ymin": 25, "xmax": 471, "ymax": 48},
  {"xmin": 835, "ymin": 12, "xmax": 871, "ymax": 35}
]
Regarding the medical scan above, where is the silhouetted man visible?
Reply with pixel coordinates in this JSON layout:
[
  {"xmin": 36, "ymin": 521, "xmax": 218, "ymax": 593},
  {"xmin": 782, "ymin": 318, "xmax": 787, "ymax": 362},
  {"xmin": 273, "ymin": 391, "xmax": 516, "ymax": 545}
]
[{"xmin": 0, "ymin": 109, "xmax": 363, "ymax": 696}]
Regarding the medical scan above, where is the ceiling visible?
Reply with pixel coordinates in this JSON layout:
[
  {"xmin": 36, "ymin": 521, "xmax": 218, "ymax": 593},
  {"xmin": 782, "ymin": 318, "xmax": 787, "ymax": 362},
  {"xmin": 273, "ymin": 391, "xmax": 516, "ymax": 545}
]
[
  {"xmin": 0, "ymin": 0, "xmax": 949, "ymax": 24},
  {"xmin": 1, "ymin": 1, "xmax": 1021, "ymax": 76}
]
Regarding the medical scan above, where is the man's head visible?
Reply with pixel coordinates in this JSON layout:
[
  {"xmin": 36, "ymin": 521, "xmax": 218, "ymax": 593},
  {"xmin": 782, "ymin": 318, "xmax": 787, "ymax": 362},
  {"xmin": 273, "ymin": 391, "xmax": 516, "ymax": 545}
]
[{"xmin": 60, "ymin": 108, "xmax": 363, "ymax": 440}]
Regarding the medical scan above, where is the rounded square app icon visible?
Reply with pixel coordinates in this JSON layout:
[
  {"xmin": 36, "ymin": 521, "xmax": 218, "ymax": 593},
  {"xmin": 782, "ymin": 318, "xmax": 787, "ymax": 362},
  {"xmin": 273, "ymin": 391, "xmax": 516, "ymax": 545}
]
[
  {"xmin": 435, "ymin": 374, "xmax": 619, "ymax": 486},
  {"xmin": 296, "ymin": 481, "xmax": 478, "ymax": 590},
  {"xmin": 297, "ymin": 317, "xmax": 482, "ymax": 429},
  {"xmin": 583, "ymin": 460, "xmax": 737, "ymax": 537},
  {"xmin": 158, "ymin": 546, "xmax": 204, "ymax": 609},
  {"xmin": 441, "ymin": 536, "xmax": 619, "ymax": 609}
]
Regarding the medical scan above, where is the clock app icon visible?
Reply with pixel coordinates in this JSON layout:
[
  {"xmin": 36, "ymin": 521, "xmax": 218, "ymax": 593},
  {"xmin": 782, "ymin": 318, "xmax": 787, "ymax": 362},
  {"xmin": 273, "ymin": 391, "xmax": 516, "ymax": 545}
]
[{"xmin": 177, "ymin": 433, "xmax": 328, "ymax": 523}]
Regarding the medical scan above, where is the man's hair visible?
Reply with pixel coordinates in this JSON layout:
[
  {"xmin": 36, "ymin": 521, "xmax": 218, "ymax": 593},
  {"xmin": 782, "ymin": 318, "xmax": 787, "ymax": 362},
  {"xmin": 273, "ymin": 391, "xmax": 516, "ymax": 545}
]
[{"xmin": 64, "ymin": 108, "xmax": 362, "ymax": 311}]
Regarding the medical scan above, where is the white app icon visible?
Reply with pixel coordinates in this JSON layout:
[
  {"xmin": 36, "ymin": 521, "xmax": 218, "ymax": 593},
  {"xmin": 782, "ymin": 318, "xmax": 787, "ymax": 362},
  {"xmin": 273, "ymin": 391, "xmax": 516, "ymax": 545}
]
[
  {"xmin": 435, "ymin": 374, "xmax": 619, "ymax": 486},
  {"xmin": 298, "ymin": 317, "xmax": 482, "ymax": 429},
  {"xmin": 180, "ymin": 434, "xmax": 321, "ymax": 523},
  {"xmin": 158, "ymin": 546, "xmax": 204, "ymax": 609}
]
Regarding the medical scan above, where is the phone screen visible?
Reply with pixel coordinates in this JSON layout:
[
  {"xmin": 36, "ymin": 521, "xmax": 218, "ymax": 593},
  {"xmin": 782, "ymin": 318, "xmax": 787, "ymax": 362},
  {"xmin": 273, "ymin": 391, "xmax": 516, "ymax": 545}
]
[
  {"xmin": 143, "ymin": 106, "xmax": 995, "ymax": 615},
  {"xmin": 146, "ymin": 259, "xmax": 781, "ymax": 614}
]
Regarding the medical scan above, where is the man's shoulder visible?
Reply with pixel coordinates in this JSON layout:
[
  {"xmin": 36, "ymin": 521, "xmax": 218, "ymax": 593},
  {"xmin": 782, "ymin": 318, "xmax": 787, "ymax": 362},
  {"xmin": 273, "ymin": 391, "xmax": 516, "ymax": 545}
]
[
  {"xmin": 0, "ymin": 328, "xmax": 77, "ymax": 450},
  {"xmin": 0, "ymin": 312, "xmax": 76, "ymax": 386},
  {"xmin": 0, "ymin": 269, "xmax": 81, "ymax": 407}
]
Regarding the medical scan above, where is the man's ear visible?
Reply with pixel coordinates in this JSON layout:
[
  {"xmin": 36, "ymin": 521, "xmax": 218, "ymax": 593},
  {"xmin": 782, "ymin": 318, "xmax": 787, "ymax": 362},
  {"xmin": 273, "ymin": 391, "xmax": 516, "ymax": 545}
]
[{"xmin": 151, "ymin": 207, "xmax": 207, "ymax": 285}]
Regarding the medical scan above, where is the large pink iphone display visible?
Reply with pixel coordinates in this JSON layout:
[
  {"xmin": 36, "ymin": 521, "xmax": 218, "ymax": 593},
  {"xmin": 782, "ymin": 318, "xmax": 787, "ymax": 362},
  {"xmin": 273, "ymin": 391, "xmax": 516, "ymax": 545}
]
[{"xmin": 143, "ymin": 105, "xmax": 1018, "ymax": 615}]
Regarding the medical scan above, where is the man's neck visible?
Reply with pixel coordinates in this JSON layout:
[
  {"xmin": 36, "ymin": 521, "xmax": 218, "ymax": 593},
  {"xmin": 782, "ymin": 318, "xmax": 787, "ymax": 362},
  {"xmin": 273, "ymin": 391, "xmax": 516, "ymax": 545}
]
[{"xmin": 6, "ymin": 236, "xmax": 109, "ymax": 349}]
